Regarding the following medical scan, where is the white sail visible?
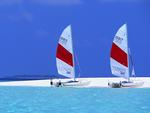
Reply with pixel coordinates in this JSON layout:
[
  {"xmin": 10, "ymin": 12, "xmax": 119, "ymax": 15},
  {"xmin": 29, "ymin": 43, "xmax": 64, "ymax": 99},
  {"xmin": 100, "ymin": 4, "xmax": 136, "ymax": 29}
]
[
  {"xmin": 56, "ymin": 25, "xmax": 75, "ymax": 79},
  {"xmin": 110, "ymin": 24, "xmax": 129, "ymax": 79}
]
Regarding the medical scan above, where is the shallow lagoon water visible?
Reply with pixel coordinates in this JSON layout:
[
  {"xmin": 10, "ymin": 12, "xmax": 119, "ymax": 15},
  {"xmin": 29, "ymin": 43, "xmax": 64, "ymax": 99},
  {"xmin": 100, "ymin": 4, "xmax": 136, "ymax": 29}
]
[{"xmin": 0, "ymin": 87, "xmax": 150, "ymax": 113}]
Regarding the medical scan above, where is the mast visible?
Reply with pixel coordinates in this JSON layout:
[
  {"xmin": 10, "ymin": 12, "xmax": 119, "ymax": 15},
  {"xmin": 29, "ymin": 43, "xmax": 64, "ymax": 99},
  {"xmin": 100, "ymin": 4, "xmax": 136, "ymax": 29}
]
[
  {"xmin": 71, "ymin": 26, "xmax": 81, "ymax": 81},
  {"xmin": 126, "ymin": 24, "xmax": 130, "ymax": 82},
  {"xmin": 70, "ymin": 25, "xmax": 76, "ymax": 81}
]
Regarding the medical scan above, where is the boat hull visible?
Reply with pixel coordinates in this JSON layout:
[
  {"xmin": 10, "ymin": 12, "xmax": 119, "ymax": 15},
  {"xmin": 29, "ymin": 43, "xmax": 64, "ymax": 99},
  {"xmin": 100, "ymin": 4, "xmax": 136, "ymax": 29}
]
[
  {"xmin": 108, "ymin": 80, "xmax": 144, "ymax": 88},
  {"xmin": 121, "ymin": 80, "xmax": 144, "ymax": 87},
  {"xmin": 62, "ymin": 80, "xmax": 90, "ymax": 87}
]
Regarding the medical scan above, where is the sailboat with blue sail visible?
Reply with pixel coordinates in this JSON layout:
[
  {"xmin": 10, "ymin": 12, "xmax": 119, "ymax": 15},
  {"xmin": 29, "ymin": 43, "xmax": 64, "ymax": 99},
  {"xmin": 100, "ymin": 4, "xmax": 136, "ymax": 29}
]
[{"xmin": 108, "ymin": 24, "xmax": 144, "ymax": 88}]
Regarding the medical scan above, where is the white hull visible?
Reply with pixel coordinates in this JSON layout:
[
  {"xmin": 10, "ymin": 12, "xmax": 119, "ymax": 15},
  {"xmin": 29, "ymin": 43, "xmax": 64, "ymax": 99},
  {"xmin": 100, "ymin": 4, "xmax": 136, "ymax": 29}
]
[
  {"xmin": 121, "ymin": 80, "xmax": 144, "ymax": 87},
  {"xmin": 108, "ymin": 80, "xmax": 144, "ymax": 88},
  {"xmin": 62, "ymin": 80, "xmax": 90, "ymax": 87}
]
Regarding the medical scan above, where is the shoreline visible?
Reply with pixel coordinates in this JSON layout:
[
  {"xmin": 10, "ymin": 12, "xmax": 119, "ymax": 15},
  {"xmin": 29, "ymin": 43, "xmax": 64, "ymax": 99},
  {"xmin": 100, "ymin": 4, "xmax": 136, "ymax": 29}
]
[{"xmin": 0, "ymin": 77, "xmax": 150, "ymax": 88}]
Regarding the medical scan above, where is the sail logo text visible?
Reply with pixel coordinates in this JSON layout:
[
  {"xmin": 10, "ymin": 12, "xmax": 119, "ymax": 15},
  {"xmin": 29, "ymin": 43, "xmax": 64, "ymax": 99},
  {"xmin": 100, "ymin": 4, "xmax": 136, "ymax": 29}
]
[
  {"xmin": 115, "ymin": 36, "xmax": 123, "ymax": 44},
  {"xmin": 64, "ymin": 68, "xmax": 71, "ymax": 74},
  {"xmin": 60, "ymin": 37, "xmax": 68, "ymax": 45},
  {"xmin": 112, "ymin": 66, "xmax": 126, "ymax": 75}
]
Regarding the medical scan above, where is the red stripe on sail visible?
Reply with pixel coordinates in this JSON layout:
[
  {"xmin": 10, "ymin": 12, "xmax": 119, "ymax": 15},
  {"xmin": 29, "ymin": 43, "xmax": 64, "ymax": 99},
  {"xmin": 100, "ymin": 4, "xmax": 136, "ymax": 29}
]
[
  {"xmin": 56, "ymin": 44, "xmax": 73, "ymax": 67},
  {"xmin": 111, "ymin": 43, "xmax": 128, "ymax": 67}
]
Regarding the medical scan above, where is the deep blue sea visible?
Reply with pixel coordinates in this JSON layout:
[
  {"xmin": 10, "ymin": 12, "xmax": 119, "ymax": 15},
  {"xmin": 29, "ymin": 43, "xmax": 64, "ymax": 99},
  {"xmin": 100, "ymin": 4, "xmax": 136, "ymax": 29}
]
[{"xmin": 0, "ymin": 87, "xmax": 150, "ymax": 113}]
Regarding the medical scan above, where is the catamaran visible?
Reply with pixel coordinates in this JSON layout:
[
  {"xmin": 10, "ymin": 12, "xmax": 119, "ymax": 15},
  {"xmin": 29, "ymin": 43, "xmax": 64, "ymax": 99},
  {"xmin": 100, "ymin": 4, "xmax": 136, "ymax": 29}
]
[
  {"xmin": 108, "ymin": 24, "xmax": 144, "ymax": 88},
  {"xmin": 56, "ymin": 25, "xmax": 90, "ymax": 87}
]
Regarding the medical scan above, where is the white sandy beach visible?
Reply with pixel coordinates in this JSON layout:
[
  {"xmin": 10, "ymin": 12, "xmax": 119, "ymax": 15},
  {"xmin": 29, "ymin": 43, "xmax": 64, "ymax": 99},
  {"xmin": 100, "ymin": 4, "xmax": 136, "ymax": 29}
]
[{"xmin": 0, "ymin": 77, "xmax": 150, "ymax": 88}]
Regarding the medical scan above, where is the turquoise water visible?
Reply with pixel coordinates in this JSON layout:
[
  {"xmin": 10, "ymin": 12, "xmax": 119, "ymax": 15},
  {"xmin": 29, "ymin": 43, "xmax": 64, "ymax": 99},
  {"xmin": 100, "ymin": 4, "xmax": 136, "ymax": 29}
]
[{"xmin": 0, "ymin": 87, "xmax": 150, "ymax": 113}]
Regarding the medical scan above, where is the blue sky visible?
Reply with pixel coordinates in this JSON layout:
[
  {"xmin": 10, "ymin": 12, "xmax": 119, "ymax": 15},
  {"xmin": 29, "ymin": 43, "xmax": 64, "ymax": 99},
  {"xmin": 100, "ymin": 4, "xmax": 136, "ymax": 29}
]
[{"xmin": 0, "ymin": 0, "xmax": 150, "ymax": 79}]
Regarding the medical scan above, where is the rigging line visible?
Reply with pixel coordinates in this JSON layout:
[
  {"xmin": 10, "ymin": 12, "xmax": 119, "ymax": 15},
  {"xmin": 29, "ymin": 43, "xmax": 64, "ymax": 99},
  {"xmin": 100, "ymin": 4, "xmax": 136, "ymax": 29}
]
[
  {"xmin": 129, "ymin": 48, "xmax": 133, "ymax": 67},
  {"xmin": 129, "ymin": 48, "xmax": 136, "ymax": 78},
  {"xmin": 74, "ymin": 48, "xmax": 82, "ymax": 78}
]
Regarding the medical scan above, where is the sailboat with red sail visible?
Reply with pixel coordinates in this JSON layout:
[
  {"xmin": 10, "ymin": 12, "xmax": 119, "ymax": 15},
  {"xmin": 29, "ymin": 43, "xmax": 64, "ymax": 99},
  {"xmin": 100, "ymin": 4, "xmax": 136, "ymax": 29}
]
[
  {"xmin": 109, "ymin": 24, "xmax": 144, "ymax": 87},
  {"xmin": 56, "ymin": 25, "xmax": 90, "ymax": 87}
]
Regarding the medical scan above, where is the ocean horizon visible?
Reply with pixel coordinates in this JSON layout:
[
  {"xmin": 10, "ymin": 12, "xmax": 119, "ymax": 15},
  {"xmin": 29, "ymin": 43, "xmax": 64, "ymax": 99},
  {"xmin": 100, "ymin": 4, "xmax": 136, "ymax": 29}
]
[{"xmin": 0, "ymin": 74, "xmax": 150, "ymax": 81}]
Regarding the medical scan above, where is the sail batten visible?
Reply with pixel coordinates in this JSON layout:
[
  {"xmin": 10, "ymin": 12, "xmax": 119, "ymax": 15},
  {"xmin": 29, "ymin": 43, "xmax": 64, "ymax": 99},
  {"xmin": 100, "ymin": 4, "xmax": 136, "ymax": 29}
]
[
  {"xmin": 56, "ymin": 25, "xmax": 75, "ymax": 79},
  {"xmin": 110, "ymin": 24, "xmax": 129, "ymax": 79}
]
